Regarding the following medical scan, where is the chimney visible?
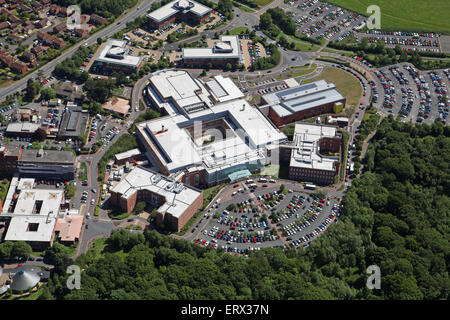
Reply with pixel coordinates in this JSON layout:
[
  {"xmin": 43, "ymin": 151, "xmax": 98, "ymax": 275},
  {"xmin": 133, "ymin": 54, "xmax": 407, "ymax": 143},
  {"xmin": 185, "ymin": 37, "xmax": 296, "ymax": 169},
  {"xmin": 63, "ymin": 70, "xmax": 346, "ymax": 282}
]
[{"xmin": 161, "ymin": 125, "xmax": 165, "ymax": 132}]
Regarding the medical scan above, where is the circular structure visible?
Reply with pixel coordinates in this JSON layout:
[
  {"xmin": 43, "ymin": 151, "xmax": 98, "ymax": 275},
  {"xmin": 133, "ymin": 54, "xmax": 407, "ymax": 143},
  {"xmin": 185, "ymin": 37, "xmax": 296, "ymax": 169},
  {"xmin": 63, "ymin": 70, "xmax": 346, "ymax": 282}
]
[{"xmin": 10, "ymin": 269, "xmax": 40, "ymax": 292}]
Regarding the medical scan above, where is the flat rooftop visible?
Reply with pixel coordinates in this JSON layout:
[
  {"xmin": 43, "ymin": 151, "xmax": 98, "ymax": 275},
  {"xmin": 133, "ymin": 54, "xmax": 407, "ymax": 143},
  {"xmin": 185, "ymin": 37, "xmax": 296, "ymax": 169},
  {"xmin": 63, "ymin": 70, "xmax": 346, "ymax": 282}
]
[
  {"xmin": 58, "ymin": 105, "xmax": 88, "ymax": 138},
  {"xmin": 111, "ymin": 166, "xmax": 202, "ymax": 218},
  {"xmin": 54, "ymin": 215, "xmax": 83, "ymax": 242},
  {"xmin": 182, "ymin": 35, "xmax": 242, "ymax": 60},
  {"xmin": 147, "ymin": 69, "xmax": 213, "ymax": 116},
  {"xmin": 96, "ymin": 39, "xmax": 143, "ymax": 68},
  {"xmin": 4, "ymin": 215, "xmax": 57, "ymax": 243},
  {"xmin": 205, "ymin": 75, "xmax": 244, "ymax": 103},
  {"xmin": 20, "ymin": 149, "xmax": 75, "ymax": 164},
  {"xmin": 138, "ymin": 98, "xmax": 286, "ymax": 173},
  {"xmin": 115, "ymin": 148, "xmax": 141, "ymax": 162},
  {"xmin": 261, "ymin": 80, "xmax": 345, "ymax": 118},
  {"xmin": 6, "ymin": 122, "xmax": 40, "ymax": 133},
  {"xmin": 4, "ymin": 186, "xmax": 64, "ymax": 243},
  {"xmin": 147, "ymin": 0, "xmax": 211, "ymax": 23},
  {"xmin": 290, "ymin": 123, "xmax": 339, "ymax": 171}
]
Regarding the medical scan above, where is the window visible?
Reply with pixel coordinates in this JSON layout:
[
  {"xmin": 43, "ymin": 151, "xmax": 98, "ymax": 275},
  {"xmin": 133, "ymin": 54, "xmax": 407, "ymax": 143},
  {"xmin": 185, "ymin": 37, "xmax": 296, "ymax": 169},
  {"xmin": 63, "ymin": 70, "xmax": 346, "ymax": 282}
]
[
  {"xmin": 186, "ymin": 177, "xmax": 191, "ymax": 185},
  {"xmin": 194, "ymin": 174, "xmax": 199, "ymax": 186}
]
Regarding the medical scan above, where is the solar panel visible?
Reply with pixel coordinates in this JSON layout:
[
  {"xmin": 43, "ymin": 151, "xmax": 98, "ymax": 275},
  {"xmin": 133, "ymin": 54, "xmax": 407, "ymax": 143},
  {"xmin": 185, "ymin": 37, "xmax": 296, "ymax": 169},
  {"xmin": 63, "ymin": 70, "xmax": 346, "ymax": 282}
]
[{"xmin": 275, "ymin": 83, "xmax": 317, "ymax": 99}]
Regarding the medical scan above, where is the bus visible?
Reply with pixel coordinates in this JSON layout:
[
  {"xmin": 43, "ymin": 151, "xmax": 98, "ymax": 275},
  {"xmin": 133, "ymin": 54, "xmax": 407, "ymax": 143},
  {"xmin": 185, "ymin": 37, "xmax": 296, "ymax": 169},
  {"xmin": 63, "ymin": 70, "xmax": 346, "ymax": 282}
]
[{"xmin": 304, "ymin": 184, "xmax": 316, "ymax": 190}]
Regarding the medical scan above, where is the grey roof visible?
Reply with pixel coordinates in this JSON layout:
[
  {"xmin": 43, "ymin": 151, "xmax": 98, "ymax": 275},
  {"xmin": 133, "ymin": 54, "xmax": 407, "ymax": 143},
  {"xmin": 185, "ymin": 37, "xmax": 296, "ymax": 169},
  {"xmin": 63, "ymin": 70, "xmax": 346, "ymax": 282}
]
[
  {"xmin": 20, "ymin": 149, "xmax": 75, "ymax": 164},
  {"xmin": 148, "ymin": 0, "xmax": 211, "ymax": 23},
  {"xmin": 261, "ymin": 80, "xmax": 345, "ymax": 117},
  {"xmin": 11, "ymin": 269, "xmax": 40, "ymax": 292},
  {"xmin": 0, "ymin": 285, "xmax": 9, "ymax": 295},
  {"xmin": 58, "ymin": 106, "xmax": 88, "ymax": 138}
]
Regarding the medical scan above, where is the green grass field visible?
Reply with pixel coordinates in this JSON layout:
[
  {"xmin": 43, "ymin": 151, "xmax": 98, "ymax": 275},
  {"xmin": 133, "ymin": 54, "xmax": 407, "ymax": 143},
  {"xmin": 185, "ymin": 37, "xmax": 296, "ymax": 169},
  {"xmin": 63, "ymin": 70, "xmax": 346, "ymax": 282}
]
[
  {"xmin": 229, "ymin": 27, "xmax": 249, "ymax": 35},
  {"xmin": 325, "ymin": 0, "xmax": 450, "ymax": 34},
  {"xmin": 310, "ymin": 67, "xmax": 362, "ymax": 117},
  {"xmin": 238, "ymin": 4, "xmax": 255, "ymax": 12},
  {"xmin": 254, "ymin": 0, "xmax": 273, "ymax": 6}
]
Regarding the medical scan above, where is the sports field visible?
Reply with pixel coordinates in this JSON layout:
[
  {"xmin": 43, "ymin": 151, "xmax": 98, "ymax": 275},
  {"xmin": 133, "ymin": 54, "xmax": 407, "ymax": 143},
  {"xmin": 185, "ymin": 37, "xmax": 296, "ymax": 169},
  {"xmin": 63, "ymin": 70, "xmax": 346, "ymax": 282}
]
[{"xmin": 326, "ymin": 0, "xmax": 450, "ymax": 34}]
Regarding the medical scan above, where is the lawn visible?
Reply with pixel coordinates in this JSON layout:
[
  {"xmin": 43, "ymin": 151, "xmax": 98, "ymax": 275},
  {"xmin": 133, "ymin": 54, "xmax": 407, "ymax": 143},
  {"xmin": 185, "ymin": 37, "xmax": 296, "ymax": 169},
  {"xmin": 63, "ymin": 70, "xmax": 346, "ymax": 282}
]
[
  {"xmin": 325, "ymin": 0, "xmax": 450, "ymax": 34},
  {"xmin": 0, "ymin": 179, "xmax": 10, "ymax": 203},
  {"xmin": 259, "ymin": 164, "xmax": 280, "ymax": 178},
  {"xmin": 254, "ymin": 0, "xmax": 273, "ymax": 6},
  {"xmin": 289, "ymin": 66, "xmax": 317, "ymax": 78},
  {"xmin": 236, "ymin": 4, "xmax": 255, "ymax": 12},
  {"xmin": 322, "ymin": 47, "xmax": 355, "ymax": 57},
  {"xmin": 112, "ymin": 87, "xmax": 124, "ymax": 96},
  {"xmin": 79, "ymin": 162, "xmax": 88, "ymax": 181},
  {"xmin": 310, "ymin": 67, "xmax": 362, "ymax": 117},
  {"xmin": 229, "ymin": 27, "xmax": 249, "ymax": 35},
  {"xmin": 86, "ymin": 237, "xmax": 107, "ymax": 260}
]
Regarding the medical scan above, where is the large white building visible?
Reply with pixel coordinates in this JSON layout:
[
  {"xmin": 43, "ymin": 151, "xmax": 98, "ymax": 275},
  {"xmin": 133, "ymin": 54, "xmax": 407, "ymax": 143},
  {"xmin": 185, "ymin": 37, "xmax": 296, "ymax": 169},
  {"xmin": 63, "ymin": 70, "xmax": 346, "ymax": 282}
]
[
  {"xmin": 140, "ymin": 70, "xmax": 287, "ymax": 187},
  {"xmin": 3, "ymin": 176, "xmax": 65, "ymax": 249},
  {"xmin": 182, "ymin": 35, "xmax": 244, "ymax": 68},
  {"xmin": 147, "ymin": 0, "xmax": 211, "ymax": 30},
  {"xmin": 91, "ymin": 39, "xmax": 144, "ymax": 75}
]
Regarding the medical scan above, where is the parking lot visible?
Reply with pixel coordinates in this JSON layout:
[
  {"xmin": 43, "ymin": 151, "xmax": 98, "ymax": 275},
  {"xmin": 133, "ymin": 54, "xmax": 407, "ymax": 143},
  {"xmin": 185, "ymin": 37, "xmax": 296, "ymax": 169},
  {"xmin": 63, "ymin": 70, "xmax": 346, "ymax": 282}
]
[
  {"xmin": 283, "ymin": 0, "xmax": 366, "ymax": 42},
  {"xmin": 356, "ymin": 30, "xmax": 443, "ymax": 53},
  {"xmin": 372, "ymin": 63, "xmax": 449, "ymax": 125},
  {"xmin": 192, "ymin": 178, "xmax": 342, "ymax": 255},
  {"xmin": 238, "ymin": 37, "xmax": 269, "ymax": 69}
]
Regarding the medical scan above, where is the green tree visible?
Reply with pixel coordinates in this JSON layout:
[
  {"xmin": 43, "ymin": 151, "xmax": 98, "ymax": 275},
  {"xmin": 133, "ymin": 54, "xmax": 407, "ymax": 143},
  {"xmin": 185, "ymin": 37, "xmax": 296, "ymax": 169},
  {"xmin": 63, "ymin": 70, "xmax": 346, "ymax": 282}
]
[
  {"xmin": 40, "ymin": 87, "xmax": 56, "ymax": 101},
  {"xmin": 11, "ymin": 241, "xmax": 32, "ymax": 259},
  {"xmin": 134, "ymin": 201, "xmax": 146, "ymax": 213}
]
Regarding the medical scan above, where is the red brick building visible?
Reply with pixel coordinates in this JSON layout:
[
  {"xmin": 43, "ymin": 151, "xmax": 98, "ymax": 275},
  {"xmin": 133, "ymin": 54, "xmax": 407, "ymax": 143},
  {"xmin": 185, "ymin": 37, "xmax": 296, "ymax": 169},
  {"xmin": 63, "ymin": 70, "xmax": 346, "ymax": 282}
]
[
  {"xmin": 110, "ymin": 167, "xmax": 203, "ymax": 232},
  {"xmin": 282, "ymin": 123, "xmax": 343, "ymax": 186},
  {"xmin": 261, "ymin": 80, "xmax": 346, "ymax": 127},
  {"xmin": 89, "ymin": 14, "xmax": 107, "ymax": 25}
]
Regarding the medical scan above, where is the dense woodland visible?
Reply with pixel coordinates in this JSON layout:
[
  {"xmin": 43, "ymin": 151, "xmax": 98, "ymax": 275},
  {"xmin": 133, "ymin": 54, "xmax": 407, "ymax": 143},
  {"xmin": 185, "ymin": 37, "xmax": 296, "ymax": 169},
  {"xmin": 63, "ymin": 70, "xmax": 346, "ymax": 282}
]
[{"xmin": 32, "ymin": 119, "xmax": 449, "ymax": 300}]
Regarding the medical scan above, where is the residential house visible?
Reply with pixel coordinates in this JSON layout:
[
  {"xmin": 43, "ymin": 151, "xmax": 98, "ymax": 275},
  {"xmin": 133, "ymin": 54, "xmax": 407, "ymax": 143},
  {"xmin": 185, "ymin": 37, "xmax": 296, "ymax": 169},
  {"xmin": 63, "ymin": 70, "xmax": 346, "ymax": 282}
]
[
  {"xmin": 31, "ymin": 46, "xmax": 44, "ymax": 56},
  {"xmin": 37, "ymin": 30, "xmax": 50, "ymax": 43},
  {"xmin": 49, "ymin": 4, "xmax": 61, "ymax": 15},
  {"xmin": 31, "ymin": 1, "xmax": 43, "ymax": 12},
  {"xmin": 59, "ymin": 7, "xmax": 69, "ymax": 17},
  {"xmin": 35, "ymin": 18, "xmax": 50, "ymax": 29},
  {"xmin": 89, "ymin": 14, "xmax": 107, "ymax": 25},
  {"xmin": 74, "ymin": 28, "xmax": 88, "ymax": 38},
  {"xmin": 52, "ymin": 37, "xmax": 66, "ymax": 49},
  {"xmin": 52, "ymin": 22, "xmax": 67, "ymax": 34},
  {"xmin": 0, "ymin": 22, "xmax": 9, "ymax": 30},
  {"xmin": 22, "ymin": 51, "xmax": 37, "ymax": 66},
  {"xmin": 10, "ymin": 61, "xmax": 28, "ymax": 74}
]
